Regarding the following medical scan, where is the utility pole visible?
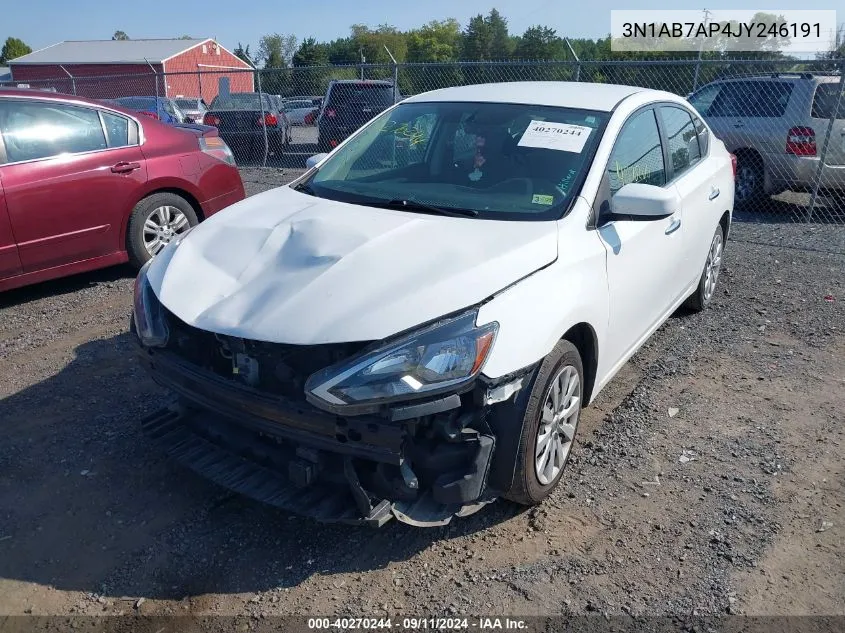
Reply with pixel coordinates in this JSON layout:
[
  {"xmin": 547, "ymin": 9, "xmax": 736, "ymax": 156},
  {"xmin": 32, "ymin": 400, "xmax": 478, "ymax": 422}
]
[
  {"xmin": 563, "ymin": 37, "xmax": 580, "ymax": 82},
  {"xmin": 692, "ymin": 8, "xmax": 713, "ymax": 92}
]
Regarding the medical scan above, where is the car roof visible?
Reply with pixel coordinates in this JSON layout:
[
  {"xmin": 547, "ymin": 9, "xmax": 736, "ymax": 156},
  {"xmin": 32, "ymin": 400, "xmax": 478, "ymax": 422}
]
[
  {"xmin": 330, "ymin": 79, "xmax": 393, "ymax": 85},
  {"xmin": 0, "ymin": 88, "xmax": 133, "ymax": 108},
  {"xmin": 404, "ymin": 82, "xmax": 645, "ymax": 112}
]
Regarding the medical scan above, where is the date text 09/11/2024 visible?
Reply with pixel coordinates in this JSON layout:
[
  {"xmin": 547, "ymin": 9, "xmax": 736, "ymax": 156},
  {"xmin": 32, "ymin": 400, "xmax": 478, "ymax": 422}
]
[{"xmin": 306, "ymin": 617, "xmax": 529, "ymax": 630}]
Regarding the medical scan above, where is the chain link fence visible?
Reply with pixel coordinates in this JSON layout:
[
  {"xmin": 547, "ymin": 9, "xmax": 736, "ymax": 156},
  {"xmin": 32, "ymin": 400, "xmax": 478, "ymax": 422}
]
[{"xmin": 2, "ymin": 59, "xmax": 844, "ymax": 250}]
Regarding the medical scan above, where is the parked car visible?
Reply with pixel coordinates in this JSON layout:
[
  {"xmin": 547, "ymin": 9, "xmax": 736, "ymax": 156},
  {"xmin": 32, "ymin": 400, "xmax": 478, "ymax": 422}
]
[
  {"xmin": 112, "ymin": 96, "xmax": 187, "ymax": 124},
  {"xmin": 203, "ymin": 92, "xmax": 291, "ymax": 161},
  {"xmin": 133, "ymin": 82, "xmax": 735, "ymax": 527},
  {"xmin": 688, "ymin": 73, "xmax": 844, "ymax": 207},
  {"xmin": 0, "ymin": 89, "xmax": 245, "ymax": 292},
  {"xmin": 284, "ymin": 99, "xmax": 319, "ymax": 125},
  {"xmin": 317, "ymin": 79, "xmax": 401, "ymax": 150},
  {"xmin": 174, "ymin": 97, "xmax": 208, "ymax": 124},
  {"xmin": 303, "ymin": 108, "xmax": 319, "ymax": 126}
]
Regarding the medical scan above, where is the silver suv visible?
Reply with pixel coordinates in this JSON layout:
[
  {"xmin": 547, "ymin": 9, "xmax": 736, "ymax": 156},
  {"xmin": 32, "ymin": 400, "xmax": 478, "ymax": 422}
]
[{"xmin": 688, "ymin": 73, "xmax": 844, "ymax": 207}]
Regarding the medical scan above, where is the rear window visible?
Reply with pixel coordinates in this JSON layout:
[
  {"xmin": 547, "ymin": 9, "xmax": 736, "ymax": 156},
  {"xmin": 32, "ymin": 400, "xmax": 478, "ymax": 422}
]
[
  {"xmin": 709, "ymin": 81, "xmax": 793, "ymax": 118},
  {"xmin": 327, "ymin": 84, "xmax": 394, "ymax": 108},
  {"xmin": 175, "ymin": 99, "xmax": 198, "ymax": 110},
  {"xmin": 811, "ymin": 82, "xmax": 845, "ymax": 119},
  {"xmin": 209, "ymin": 93, "xmax": 273, "ymax": 110},
  {"xmin": 115, "ymin": 97, "xmax": 156, "ymax": 111}
]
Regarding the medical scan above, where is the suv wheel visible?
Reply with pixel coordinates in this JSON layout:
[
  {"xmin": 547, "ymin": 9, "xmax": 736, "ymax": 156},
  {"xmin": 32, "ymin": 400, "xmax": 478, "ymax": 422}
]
[{"xmin": 735, "ymin": 154, "xmax": 765, "ymax": 209}]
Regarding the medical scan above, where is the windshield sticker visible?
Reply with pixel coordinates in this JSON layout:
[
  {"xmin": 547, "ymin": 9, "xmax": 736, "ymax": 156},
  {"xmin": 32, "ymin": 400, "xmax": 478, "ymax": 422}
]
[
  {"xmin": 382, "ymin": 121, "xmax": 426, "ymax": 146},
  {"xmin": 518, "ymin": 121, "xmax": 592, "ymax": 153},
  {"xmin": 557, "ymin": 168, "xmax": 577, "ymax": 194},
  {"xmin": 532, "ymin": 194, "xmax": 554, "ymax": 205}
]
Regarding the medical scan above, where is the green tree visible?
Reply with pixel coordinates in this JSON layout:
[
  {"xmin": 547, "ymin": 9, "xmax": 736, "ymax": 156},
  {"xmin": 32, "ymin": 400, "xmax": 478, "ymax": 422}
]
[
  {"xmin": 0, "ymin": 37, "xmax": 32, "ymax": 64},
  {"xmin": 292, "ymin": 38, "xmax": 332, "ymax": 95},
  {"xmin": 406, "ymin": 19, "xmax": 461, "ymax": 62},
  {"xmin": 326, "ymin": 37, "xmax": 359, "ymax": 65},
  {"xmin": 292, "ymin": 37, "xmax": 330, "ymax": 67},
  {"xmin": 233, "ymin": 42, "xmax": 254, "ymax": 67},
  {"xmin": 514, "ymin": 26, "xmax": 565, "ymax": 60},
  {"xmin": 487, "ymin": 9, "xmax": 511, "ymax": 60},
  {"xmin": 257, "ymin": 33, "xmax": 298, "ymax": 68},
  {"xmin": 461, "ymin": 9, "xmax": 512, "ymax": 61},
  {"xmin": 112, "ymin": 31, "xmax": 129, "ymax": 41}
]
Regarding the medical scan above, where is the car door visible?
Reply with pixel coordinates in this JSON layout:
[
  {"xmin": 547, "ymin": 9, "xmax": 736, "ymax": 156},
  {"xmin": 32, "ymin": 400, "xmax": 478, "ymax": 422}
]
[
  {"xmin": 596, "ymin": 107, "xmax": 686, "ymax": 366},
  {"xmin": 657, "ymin": 104, "xmax": 725, "ymax": 287},
  {"xmin": 0, "ymin": 99, "xmax": 147, "ymax": 273},
  {"xmin": 0, "ymin": 171, "xmax": 23, "ymax": 280}
]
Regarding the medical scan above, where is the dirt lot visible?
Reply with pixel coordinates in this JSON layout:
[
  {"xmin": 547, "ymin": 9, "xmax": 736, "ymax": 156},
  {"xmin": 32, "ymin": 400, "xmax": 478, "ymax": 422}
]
[{"xmin": 1, "ymin": 169, "xmax": 843, "ymax": 625}]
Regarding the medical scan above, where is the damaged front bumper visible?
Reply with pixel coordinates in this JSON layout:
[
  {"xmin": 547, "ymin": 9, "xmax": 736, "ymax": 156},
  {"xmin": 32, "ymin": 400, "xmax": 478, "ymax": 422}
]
[{"xmin": 136, "ymin": 342, "xmax": 536, "ymax": 527}]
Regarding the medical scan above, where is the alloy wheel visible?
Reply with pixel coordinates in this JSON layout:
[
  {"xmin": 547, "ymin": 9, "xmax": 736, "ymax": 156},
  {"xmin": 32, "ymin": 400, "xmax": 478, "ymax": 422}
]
[
  {"xmin": 143, "ymin": 205, "xmax": 189, "ymax": 256},
  {"xmin": 703, "ymin": 231, "xmax": 724, "ymax": 302},
  {"xmin": 535, "ymin": 365, "xmax": 581, "ymax": 485}
]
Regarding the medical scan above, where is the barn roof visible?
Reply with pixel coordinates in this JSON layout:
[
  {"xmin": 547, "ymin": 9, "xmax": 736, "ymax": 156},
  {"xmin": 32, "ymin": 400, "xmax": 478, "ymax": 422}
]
[{"xmin": 9, "ymin": 39, "xmax": 217, "ymax": 65}]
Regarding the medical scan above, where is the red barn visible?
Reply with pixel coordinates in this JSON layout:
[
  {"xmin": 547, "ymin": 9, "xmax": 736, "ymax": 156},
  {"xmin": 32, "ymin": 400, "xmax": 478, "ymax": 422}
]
[{"xmin": 8, "ymin": 39, "xmax": 254, "ymax": 103}]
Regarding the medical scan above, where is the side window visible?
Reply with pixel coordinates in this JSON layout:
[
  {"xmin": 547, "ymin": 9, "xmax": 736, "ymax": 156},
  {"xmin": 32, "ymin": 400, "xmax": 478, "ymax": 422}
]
[
  {"xmin": 750, "ymin": 82, "xmax": 793, "ymax": 117},
  {"xmin": 688, "ymin": 83, "xmax": 722, "ymax": 116},
  {"xmin": 101, "ymin": 111, "xmax": 131, "ymax": 148},
  {"xmin": 692, "ymin": 114, "xmax": 709, "ymax": 156},
  {"xmin": 0, "ymin": 100, "xmax": 107, "ymax": 163},
  {"xmin": 660, "ymin": 106, "xmax": 701, "ymax": 178},
  {"xmin": 709, "ymin": 83, "xmax": 747, "ymax": 118},
  {"xmin": 607, "ymin": 109, "xmax": 666, "ymax": 196}
]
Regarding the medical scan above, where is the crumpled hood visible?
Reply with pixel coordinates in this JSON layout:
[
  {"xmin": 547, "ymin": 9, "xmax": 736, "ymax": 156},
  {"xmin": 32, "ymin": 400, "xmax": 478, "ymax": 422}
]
[{"xmin": 147, "ymin": 186, "xmax": 558, "ymax": 344}]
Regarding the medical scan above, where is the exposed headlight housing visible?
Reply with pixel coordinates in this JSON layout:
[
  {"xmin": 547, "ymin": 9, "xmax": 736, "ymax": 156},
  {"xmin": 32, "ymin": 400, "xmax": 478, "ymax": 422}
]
[
  {"xmin": 305, "ymin": 310, "xmax": 497, "ymax": 414},
  {"xmin": 132, "ymin": 259, "xmax": 169, "ymax": 348}
]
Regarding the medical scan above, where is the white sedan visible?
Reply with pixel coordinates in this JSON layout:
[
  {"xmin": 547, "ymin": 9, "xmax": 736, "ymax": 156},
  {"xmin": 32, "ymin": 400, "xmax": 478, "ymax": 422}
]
[{"xmin": 132, "ymin": 82, "xmax": 735, "ymax": 527}]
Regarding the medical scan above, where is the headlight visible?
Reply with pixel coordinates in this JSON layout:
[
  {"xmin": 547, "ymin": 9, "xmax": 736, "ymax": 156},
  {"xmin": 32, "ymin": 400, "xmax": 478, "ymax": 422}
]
[
  {"xmin": 132, "ymin": 259, "xmax": 169, "ymax": 347},
  {"xmin": 305, "ymin": 310, "xmax": 497, "ymax": 413}
]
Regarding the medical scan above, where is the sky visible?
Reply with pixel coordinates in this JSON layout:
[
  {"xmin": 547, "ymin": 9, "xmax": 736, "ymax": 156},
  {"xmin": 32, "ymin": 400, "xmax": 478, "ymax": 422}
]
[{"xmin": 2, "ymin": 0, "xmax": 840, "ymax": 56}]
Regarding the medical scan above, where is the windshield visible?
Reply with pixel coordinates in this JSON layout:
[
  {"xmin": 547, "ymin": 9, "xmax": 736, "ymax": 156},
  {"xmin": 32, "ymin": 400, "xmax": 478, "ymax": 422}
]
[
  {"xmin": 175, "ymin": 99, "xmax": 199, "ymax": 110},
  {"xmin": 301, "ymin": 101, "xmax": 607, "ymax": 220},
  {"xmin": 328, "ymin": 83, "xmax": 394, "ymax": 108},
  {"xmin": 115, "ymin": 97, "xmax": 156, "ymax": 111},
  {"xmin": 285, "ymin": 100, "xmax": 313, "ymax": 111},
  {"xmin": 209, "ymin": 93, "xmax": 272, "ymax": 111}
]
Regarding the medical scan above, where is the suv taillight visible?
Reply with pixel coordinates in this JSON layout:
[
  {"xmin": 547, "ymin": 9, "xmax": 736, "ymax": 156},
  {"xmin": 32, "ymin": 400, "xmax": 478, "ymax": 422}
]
[
  {"xmin": 203, "ymin": 113, "xmax": 220, "ymax": 126},
  {"xmin": 259, "ymin": 113, "xmax": 277, "ymax": 127},
  {"xmin": 730, "ymin": 153, "xmax": 737, "ymax": 179},
  {"xmin": 786, "ymin": 126, "xmax": 816, "ymax": 156}
]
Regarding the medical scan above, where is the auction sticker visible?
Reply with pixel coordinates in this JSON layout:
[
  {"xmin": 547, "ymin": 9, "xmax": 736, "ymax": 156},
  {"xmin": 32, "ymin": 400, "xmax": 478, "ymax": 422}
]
[{"xmin": 518, "ymin": 121, "xmax": 592, "ymax": 153}]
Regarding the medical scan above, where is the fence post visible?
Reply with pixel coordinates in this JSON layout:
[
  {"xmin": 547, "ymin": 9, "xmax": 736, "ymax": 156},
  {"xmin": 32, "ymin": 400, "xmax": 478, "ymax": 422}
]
[
  {"xmin": 255, "ymin": 69, "xmax": 269, "ymax": 168},
  {"xmin": 805, "ymin": 58, "xmax": 845, "ymax": 223}
]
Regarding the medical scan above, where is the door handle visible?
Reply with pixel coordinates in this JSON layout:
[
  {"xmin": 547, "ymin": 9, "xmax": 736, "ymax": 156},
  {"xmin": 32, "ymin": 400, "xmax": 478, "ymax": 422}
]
[
  {"xmin": 111, "ymin": 162, "xmax": 140, "ymax": 174},
  {"xmin": 709, "ymin": 187, "xmax": 720, "ymax": 201},
  {"xmin": 665, "ymin": 217, "xmax": 682, "ymax": 235}
]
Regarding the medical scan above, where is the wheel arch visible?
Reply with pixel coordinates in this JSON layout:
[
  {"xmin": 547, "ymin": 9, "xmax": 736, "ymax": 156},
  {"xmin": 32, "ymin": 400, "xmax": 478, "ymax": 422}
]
[
  {"xmin": 561, "ymin": 322, "xmax": 599, "ymax": 406},
  {"xmin": 732, "ymin": 147, "xmax": 773, "ymax": 194}
]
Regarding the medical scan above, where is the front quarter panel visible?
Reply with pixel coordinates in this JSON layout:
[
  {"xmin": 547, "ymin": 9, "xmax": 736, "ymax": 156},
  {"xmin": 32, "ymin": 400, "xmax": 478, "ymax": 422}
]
[{"xmin": 476, "ymin": 198, "xmax": 608, "ymax": 387}]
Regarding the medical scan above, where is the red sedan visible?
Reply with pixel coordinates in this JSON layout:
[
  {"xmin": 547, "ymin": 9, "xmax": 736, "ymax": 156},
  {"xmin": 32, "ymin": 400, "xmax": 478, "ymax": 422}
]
[{"xmin": 0, "ymin": 89, "xmax": 245, "ymax": 293}]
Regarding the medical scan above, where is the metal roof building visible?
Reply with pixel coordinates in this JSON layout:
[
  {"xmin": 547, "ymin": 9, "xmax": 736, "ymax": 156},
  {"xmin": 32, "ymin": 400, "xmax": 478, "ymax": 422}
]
[{"xmin": 7, "ymin": 38, "xmax": 254, "ymax": 102}]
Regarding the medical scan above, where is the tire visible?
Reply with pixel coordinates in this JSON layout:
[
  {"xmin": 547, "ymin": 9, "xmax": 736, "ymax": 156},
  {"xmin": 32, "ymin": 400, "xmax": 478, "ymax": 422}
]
[
  {"xmin": 734, "ymin": 153, "xmax": 765, "ymax": 210},
  {"xmin": 684, "ymin": 224, "xmax": 725, "ymax": 312},
  {"xmin": 503, "ymin": 339, "xmax": 584, "ymax": 506},
  {"xmin": 126, "ymin": 192, "xmax": 199, "ymax": 269}
]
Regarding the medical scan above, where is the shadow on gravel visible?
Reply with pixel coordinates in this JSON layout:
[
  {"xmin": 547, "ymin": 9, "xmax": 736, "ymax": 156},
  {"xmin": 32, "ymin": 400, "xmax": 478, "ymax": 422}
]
[
  {"xmin": 0, "ymin": 333, "xmax": 521, "ymax": 600},
  {"xmin": 0, "ymin": 265, "xmax": 135, "ymax": 309}
]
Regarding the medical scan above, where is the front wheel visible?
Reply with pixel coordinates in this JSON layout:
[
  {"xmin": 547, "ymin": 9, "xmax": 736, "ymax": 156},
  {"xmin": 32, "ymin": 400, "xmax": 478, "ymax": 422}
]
[
  {"xmin": 504, "ymin": 339, "xmax": 584, "ymax": 506},
  {"xmin": 684, "ymin": 224, "xmax": 724, "ymax": 312}
]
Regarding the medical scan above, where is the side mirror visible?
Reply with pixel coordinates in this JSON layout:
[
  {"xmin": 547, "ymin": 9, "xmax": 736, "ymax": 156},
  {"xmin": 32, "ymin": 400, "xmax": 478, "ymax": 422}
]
[
  {"xmin": 305, "ymin": 153, "xmax": 328, "ymax": 169},
  {"xmin": 612, "ymin": 183, "xmax": 678, "ymax": 217}
]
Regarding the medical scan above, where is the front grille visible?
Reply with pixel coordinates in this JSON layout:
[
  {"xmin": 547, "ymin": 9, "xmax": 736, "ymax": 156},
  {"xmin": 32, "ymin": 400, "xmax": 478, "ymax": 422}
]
[{"xmin": 162, "ymin": 307, "xmax": 371, "ymax": 404}]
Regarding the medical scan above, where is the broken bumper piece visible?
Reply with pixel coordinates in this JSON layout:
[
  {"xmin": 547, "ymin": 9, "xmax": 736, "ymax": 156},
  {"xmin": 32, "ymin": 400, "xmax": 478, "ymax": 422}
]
[{"xmin": 137, "ymin": 347, "xmax": 500, "ymax": 527}]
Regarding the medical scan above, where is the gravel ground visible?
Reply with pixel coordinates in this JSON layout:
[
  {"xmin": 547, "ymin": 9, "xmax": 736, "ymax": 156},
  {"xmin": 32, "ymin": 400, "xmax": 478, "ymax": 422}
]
[{"xmin": 1, "ymin": 170, "xmax": 843, "ymax": 625}]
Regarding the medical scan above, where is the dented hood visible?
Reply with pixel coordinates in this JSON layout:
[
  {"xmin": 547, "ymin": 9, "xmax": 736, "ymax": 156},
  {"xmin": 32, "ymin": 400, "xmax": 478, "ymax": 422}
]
[{"xmin": 147, "ymin": 186, "xmax": 558, "ymax": 344}]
